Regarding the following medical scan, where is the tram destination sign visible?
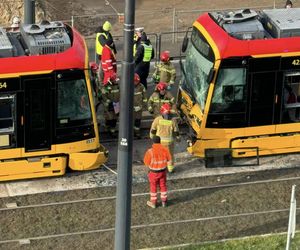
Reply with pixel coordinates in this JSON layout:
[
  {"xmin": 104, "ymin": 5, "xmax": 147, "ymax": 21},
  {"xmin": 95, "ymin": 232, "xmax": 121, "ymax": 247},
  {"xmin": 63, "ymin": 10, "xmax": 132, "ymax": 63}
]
[
  {"xmin": 281, "ymin": 57, "xmax": 300, "ymax": 70},
  {"xmin": 0, "ymin": 78, "xmax": 20, "ymax": 92}
]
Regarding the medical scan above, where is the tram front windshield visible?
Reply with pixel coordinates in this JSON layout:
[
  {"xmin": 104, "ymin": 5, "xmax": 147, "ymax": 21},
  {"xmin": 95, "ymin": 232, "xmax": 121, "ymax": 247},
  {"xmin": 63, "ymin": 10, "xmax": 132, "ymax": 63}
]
[
  {"xmin": 57, "ymin": 72, "xmax": 92, "ymax": 126},
  {"xmin": 182, "ymin": 28, "xmax": 214, "ymax": 113}
]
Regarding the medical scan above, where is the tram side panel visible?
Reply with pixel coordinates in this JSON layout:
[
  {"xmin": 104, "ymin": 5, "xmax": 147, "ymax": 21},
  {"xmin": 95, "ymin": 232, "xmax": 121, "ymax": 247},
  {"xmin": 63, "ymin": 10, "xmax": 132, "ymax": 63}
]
[{"xmin": 0, "ymin": 22, "xmax": 107, "ymax": 181}]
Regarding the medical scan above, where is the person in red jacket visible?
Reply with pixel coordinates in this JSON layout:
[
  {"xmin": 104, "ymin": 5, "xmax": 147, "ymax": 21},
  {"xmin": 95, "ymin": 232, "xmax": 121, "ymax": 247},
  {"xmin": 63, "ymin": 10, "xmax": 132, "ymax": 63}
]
[
  {"xmin": 143, "ymin": 135, "xmax": 171, "ymax": 208},
  {"xmin": 101, "ymin": 38, "xmax": 117, "ymax": 86}
]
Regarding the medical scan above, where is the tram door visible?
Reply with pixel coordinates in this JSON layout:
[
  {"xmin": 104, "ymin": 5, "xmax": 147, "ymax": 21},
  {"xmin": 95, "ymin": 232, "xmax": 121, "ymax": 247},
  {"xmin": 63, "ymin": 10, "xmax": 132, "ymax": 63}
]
[
  {"xmin": 249, "ymin": 72, "xmax": 277, "ymax": 126},
  {"xmin": 24, "ymin": 78, "xmax": 51, "ymax": 151}
]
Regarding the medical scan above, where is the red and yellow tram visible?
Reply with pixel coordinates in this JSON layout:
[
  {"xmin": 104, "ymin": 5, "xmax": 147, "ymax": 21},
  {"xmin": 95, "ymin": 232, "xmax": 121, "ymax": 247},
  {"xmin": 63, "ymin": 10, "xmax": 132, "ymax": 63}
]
[{"xmin": 0, "ymin": 21, "xmax": 107, "ymax": 181}]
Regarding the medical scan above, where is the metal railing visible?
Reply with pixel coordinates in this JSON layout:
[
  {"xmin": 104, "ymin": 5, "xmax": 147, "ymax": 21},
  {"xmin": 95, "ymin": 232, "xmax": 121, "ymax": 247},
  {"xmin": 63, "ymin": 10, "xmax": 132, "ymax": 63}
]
[{"xmin": 85, "ymin": 30, "xmax": 186, "ymax": 63}]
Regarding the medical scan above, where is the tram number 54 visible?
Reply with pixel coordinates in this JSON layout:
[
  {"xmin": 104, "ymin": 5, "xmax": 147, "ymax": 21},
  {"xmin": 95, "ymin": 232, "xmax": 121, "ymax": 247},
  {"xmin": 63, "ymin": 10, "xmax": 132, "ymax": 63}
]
[
  {"xmin": 292, "ymin": 59, "xmax": 300, "ymax": 66},
  {"xmin": 0, "ymin": 82, "xmax": 7, "ymax": 89}
]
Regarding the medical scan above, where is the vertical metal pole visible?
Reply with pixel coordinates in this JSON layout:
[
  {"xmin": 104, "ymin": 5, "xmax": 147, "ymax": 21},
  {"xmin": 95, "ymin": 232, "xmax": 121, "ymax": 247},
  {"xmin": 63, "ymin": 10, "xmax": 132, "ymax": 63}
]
[
  {"xmin": 286, "ymin": 185, "xmax": 296, "ymax": 250},
  {"xmin": 114, "ymin": 0, "xmax": 135, "ymax": 249},
  {"xmin": 24, "ymin": 0, "xmax": 35, "ymax": 24},
  {"xmin": 172, "ymin": 8, "xmax": 176, "ymax": 43}
]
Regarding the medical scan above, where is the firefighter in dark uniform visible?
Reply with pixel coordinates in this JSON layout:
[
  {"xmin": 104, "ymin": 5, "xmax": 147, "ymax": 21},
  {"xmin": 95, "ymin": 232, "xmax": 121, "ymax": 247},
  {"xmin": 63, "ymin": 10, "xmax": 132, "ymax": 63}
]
[
  {"xmin": 134, "ymin": 33, "xmax": 154, "ymax": 89},
  {"xmin": 152, "ymin": 51, "xmax": 176, "ymax": 89},
  {"xmin": 133, "ymin": 73, "xmax": 147, "ymax": 138},
  {"xmin": 150, "ymin": 103, "xmax": 180, "ymax": 173},
  {"xmin": 148, "ymin": 82, "xmax": 176, "ymax": 117},
  {"xmin": 101, "ymin": 76, "xmax": 120, "ymax": 137},
  {"xmin": 89, "ymin": 62, "xmax": 102, "ymax": 111}
]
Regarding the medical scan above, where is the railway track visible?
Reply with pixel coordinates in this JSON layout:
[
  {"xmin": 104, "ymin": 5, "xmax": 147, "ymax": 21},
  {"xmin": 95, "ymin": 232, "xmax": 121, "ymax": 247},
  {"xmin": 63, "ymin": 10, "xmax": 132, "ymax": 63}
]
[{"xmin": 1, "ymin": 167, "xmax": 300, "ymax": 249}]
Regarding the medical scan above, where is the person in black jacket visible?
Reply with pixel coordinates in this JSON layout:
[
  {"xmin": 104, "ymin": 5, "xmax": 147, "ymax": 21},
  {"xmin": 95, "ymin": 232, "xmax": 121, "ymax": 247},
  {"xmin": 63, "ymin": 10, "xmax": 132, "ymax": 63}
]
[{"xmin": 134, "ymin": 33, "xmax": 154, "ymax": 89}]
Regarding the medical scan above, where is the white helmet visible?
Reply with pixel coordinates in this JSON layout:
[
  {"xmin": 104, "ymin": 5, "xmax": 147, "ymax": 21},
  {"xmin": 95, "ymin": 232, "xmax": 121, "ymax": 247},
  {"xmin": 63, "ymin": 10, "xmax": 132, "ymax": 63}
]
[{"xmin": 11, "ymin": 16, "xmax": 21, "ymax": 27}]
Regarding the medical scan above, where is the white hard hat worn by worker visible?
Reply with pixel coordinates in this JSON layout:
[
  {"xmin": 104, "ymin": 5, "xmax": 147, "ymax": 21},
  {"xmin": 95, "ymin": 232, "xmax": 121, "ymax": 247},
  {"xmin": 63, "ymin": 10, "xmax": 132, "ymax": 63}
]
[
  {"xmin": 11, "ymin": 16, "xmax": 21, "ymax": 28},
  {"xmin": 103, "ymin": 21, "xmax": 112, "ymax": 31},
  {"xmin": 135, "ymin": 27, "xmax": 144, "ymax": 33}
]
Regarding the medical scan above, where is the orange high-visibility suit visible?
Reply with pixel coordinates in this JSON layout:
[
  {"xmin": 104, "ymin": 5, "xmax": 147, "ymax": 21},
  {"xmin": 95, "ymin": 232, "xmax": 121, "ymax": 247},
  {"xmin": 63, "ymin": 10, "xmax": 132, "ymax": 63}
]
[{"xmin": 144, "ymin": 142, "xmax": 171, "ymax": 206}]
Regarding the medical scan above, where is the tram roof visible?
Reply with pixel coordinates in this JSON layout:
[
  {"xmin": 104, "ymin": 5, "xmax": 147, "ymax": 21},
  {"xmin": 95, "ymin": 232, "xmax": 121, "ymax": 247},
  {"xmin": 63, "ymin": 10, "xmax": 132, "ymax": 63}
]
[
  {"xmin": 0, "ymin": 26, "xmax": 86, "ymax": 76},
  {"xmin": 195, "ymin": 10, "xmax": 300, "ymax": 60}
]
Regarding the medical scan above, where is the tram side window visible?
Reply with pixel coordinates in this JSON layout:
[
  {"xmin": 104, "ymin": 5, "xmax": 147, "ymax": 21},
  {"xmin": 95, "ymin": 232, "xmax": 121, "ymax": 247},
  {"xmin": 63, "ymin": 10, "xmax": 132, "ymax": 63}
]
[
  {"xmin": 207, "ymin": 68, "xmax": 247, "ymax": 128},
  {"xmin": 57, "ymin": 79, "xmax": 92, "ymax": 125},
  {"xmin": 282, "ymin": 74, "xmax": 300, "ymax": 122},
  {"xmin": 0, "ymin": 95, "xmax": 15, "ymax": 147},
  {"xmin": 211, "ymin": 68, "xmax": 246, "ymax": 112}
]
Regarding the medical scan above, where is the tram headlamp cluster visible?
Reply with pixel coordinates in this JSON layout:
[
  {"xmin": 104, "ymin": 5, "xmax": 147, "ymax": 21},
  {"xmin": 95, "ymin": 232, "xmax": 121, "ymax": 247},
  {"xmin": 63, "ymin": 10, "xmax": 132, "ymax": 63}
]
[
  {"xmin": 181, "ymin": 96, "xmax": 188, "ymax": 106},
  {"xmin": 195, "ymin": 116, "xmax": 202, "ymax": 127}
]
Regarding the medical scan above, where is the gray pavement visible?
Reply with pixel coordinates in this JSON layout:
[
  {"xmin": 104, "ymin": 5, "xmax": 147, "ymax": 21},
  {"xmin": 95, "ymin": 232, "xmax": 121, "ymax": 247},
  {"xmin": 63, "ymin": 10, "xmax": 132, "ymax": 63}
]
[{"xmin": 2, "ymin": 131, "xmax": 300, "ymax": 198}]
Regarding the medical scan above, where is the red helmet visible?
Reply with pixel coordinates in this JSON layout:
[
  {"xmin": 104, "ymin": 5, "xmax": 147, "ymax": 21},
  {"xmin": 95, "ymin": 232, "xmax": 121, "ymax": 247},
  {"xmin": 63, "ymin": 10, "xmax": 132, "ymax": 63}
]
[
  {"xmin": 160, "ymin": 103, "xmax": 171, "ymax": 115},
  {"xmin": 134, "ymin": 73, "xmax": 140, "ymax": 85},
  {"xmin": 160, "ymin": 51, "xmax": 170, "ymax": 62},
  {"xmin": 156, "ymin": 82, "xmax": 167, "ymax": 91},
  {"xmin": 89, "ymin": 62, "xmax": 99, "ymax": 72}
]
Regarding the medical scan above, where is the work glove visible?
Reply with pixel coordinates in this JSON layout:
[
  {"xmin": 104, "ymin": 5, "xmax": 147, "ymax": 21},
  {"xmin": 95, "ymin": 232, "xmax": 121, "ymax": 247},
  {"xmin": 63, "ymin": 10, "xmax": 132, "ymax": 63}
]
[
  {"xmin": 134, "ymin": 106, "xmax": 142, "ymax": 112},
  {"xmin": 152, "ymin": 75, "xmax": 159, "ymax": 84}
]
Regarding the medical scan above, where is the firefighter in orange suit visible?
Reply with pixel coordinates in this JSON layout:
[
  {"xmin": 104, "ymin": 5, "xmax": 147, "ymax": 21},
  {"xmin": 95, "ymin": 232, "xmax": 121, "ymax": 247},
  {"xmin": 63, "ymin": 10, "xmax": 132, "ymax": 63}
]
[
  {"xmin": 144, "ymin": 135, "xmax": 171, "ymax": 208},
  {"xmin": 148, "ymin": 82, "xmax": 175, "ymax": 117},
  {"xmin": 150, "ymin": 103, "xmax": 180, "ymax": 173},
  {"xmin": 101, "ymin": 38, "xmax": 117, "ymax": 86},
  {"xmin": 133, "ymin": 73, "xmax": 147, "ymax": 138}
]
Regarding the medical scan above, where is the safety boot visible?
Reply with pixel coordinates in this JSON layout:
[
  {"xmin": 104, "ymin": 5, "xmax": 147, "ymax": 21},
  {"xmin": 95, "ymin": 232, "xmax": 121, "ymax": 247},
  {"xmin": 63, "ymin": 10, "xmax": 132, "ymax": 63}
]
[
  {"xmin": 134, "ymin": 126, "xmax": 141, "ymax": 139},
  {"xmin": 109, "ymin": 128, "xmax": 117, "ymax": 138},
  {"xmin": 134, "ymin": 131, "xmax": 141, "ymax": 139},
  {"xmin": 147, "ymin": 201, "xmax": 156, "ymax": 209}
]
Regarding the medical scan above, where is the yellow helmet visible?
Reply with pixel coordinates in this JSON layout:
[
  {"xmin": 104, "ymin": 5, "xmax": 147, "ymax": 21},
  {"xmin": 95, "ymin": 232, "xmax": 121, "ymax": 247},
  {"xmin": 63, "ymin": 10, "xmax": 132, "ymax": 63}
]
[{"xmin": 103, "ymin": 21, "xmax": 112, "ymax": 31}]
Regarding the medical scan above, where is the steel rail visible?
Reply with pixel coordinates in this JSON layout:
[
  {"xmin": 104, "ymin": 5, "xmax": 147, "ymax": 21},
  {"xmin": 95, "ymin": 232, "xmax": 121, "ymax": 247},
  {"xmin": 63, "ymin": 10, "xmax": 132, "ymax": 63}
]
[
  {"xmin": 0, "ymin": 207, "xmax": 296, "ymax": 244},
  {"xmin": 2, "ymin": 175, "xmax": 300, "ymax": 211}
]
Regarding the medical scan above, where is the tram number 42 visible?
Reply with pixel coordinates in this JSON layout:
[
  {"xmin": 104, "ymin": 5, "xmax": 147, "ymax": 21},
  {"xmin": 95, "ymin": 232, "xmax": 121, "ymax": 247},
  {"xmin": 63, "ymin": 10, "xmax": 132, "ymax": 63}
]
[
  {"xmin": 292, "ymin": 59, "xmax": 300, "ymax": 66},
  {"xmin": 0, "ymin": 82, "xmax": 7, "ymax": 89}
]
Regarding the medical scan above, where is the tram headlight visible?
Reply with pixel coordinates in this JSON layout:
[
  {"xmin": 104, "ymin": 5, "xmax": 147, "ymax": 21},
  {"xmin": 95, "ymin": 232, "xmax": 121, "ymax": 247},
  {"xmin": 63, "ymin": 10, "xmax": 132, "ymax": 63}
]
[{"xmin": 187, "ymin": 139, "xmax": 193, "ymax": 147}]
